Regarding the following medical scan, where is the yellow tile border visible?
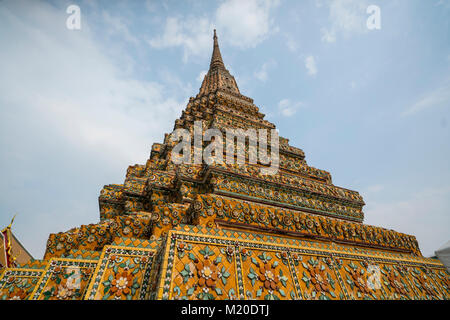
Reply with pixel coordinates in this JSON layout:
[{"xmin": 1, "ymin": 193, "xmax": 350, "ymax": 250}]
[
  {"xmin": 84, "ymin": 244, "xmax": 156, "ymax": 300},
  {"xmin": 28, "ymin": 257, "xmax": 98, "ymax": 300},
  {"xmin": 155, "ymin": 229, "xmax": 448, "ymax": 300}
]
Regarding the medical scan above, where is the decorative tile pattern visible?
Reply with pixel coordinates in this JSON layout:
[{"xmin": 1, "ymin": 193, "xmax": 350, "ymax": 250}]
[
  {"xmin": 293, "ymin": 253, "xmax": 345, "ymax": 300},
  {"xmin": 334, "ymin": 257, "xmax": 380, "ymax": 300},
  {"xmin": 192, "ymin": 194, "xmax": 420, "ymax": 255},
  {"xmin": 428, "ymin": 268, "xmax": 450, "ymax": 297},
  {"xmin": 63, "ymin": 250, "xmax": 102, "ymax": 261},
  {"xmin": 44, "ymin": 214, "xmax": 152, "ymax": 259},
  {"xmin": 84, "ymin": 245, "xmax": 156, "ymax": 300},
  {"xmin": 30, "ymin": 258, "xmax": 97, "ymax": 300},
  {"xmin": 0, "ymin": 268, "xmax": 44, "ymax": 300},
  {"xmin": 19, "ymin": 259, "xmax": 48, "ymax": 270},
  {"xmin": 209, "ymin": 171, "xmax": 363, "ymax": 222},
  {"xmin": 151, "ymin": 203, "xmax": 190, "ymax": 238},
  {"xmin": 170, "ymin": 242, "xmax": 237, "ymax": 300},
  {"xmin": 241, "ymin": 249, "xmax": 297, "ymax": 300},
  {"xmin": 157, "ymin": 229, "xmax": 450, "ymax": 300}
]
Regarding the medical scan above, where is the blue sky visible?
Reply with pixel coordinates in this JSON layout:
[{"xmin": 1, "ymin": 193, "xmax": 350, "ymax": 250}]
[{"xmin": 0, "ymin": 0, "xmax": 449, "ymax": 258}]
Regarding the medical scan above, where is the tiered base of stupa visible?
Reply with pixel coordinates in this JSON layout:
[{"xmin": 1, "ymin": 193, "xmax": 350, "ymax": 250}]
[
  {"xmin": 1, "ymin": 176, "xmax": 449, "ymax": 300},
  {"xmin": 1, "ymin": 224, "xmax": 449, "ymax": 300}
]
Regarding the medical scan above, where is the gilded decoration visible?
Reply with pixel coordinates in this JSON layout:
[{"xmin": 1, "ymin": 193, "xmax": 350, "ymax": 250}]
[
  {"xmin": 241, "ymin": 250, "xmax": 296, "ymax": 300},
  {"xmin": 192, "ymin": 194, "xmax": 420, "ymax": 255},
  {"xmin": 157, "ymin": 228, "xmax": 449, "ymax": 300},
  {"xmin": 84, "ymin": 245, "xmax": 155, "ymax": 300},
  {"xmin": 209, "ymin": 172, "xmax": 364, "ymax": 222},
  {"xmin": 44, "ymin": 214, "xmax": 152, "ymax": 259},
  {"xmin": 0, "ymin": 269, "xmax": 44, "ymax": 300},
  {"xmin": 151, "ymin": 203, "xmax": 190, "ymax": 237},
  {"xmin": 30, "ymin": 258, "xmax": 97, "ymax": 300},
  {"xmin": 335, "ymin": 259, "xmax": 380, "ymax": 300},
  {"xmin": 171, "ymin": 242, "xmax": 236, "ymax": 300}
]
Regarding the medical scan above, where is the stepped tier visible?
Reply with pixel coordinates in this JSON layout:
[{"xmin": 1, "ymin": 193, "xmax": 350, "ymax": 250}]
[
  {"xmin": 3, "ymin": 225, "xmax": 446, "ymax": 300},
  {"xmin": 98, "ymin": 158, "xmax": 362, "ymax": 222},
  {"xmin": 1, "ymin": 30, "xmax": 448, "ymax": 300},
  {"xmin": 192, "ymin": 194, "xmax": 418, "ymax": 255}
]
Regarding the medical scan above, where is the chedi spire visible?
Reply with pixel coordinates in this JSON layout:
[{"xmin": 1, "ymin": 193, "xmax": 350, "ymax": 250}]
[
  {"xmin": 198, "ymin": 29, "xmax": 241, "ymax": 97},
  {"xmin": 210, "ymin": 29, "xmax": 225, "ymax": 69}
]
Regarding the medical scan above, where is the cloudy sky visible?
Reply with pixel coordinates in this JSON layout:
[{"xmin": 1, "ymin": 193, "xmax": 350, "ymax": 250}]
[{"xmin": 0, "ymin": 0, "xmax": 449, "ymax": 259}]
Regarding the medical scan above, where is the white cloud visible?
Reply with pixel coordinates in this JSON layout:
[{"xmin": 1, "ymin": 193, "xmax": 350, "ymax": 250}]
[
  {"xmin": 145, "ymin": 0, "xmax": 158, "ymax": 12},
  {"xmin": 305, "ymin": 55, "xmax": 318, "ymax": 76},
  {"xmin": 402, "ymin": 82, "xmax": 450, "ymax": 116},
  {"xmin": 320, "ymin": 27, "xmax": 336, "ymax": 43},
  {"xmin": 284, "ymin": 33, "xmax": 299, "ymax": 52},
  {"xmin": 320, "ymin": 0, "xmax": 369, "ymax": 43},
  {"xmin": 0, "ymin": 11, "xmax": 182, "ymax": 164},
  {"xmin": 254, "ymin": 60, "xmax": 277, "ymax": 82},
  {"xmin": 278, "ymin": 99, "xmax": 304, "ymax": 117},
  {"xmin": 315, "ymin": 0, "xmax": 325, "ymax": 8},
  {"xmin": 149, "ymin": 0, "xmax": 280, "ymax": 62},
  {"xmin": 216, "ymin": 0, "xmax": 280, "ymax": 48},
  {"xmin": 148, "ymin": 16, "xmax": 213, "ymax": 63},
  {"xmin": 102, "ymin": 11, "xmax": 139, "ymax": 45},
  {"xmin": 0, "ymin": 1, "xmax": 185, "ymax": 257},
  {"xmin": 436, "ymin": 0, "xmax": 450, "ymax": 10}
]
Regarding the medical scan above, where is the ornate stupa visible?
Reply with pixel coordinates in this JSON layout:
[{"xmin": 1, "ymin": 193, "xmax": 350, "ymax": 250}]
[{"xmin": 1, "ymin": 31, "xmax": 448, "ymax": 301}]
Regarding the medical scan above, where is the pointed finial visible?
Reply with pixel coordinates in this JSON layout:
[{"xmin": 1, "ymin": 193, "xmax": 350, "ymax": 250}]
[
  {"xmin": 2, "ymin": 214, "xmax": 16, "ymax": 232},
  {"xmin": 1, "ymin": 214, "xmax": 17, "ymax": 268},
  {"xmin": 198, "ymin": 29, "xmax": 241, "ymax": 96},
  {"xmin": 8, "ymin": 214, "xmax": 16, "ymax": 228},
  {"xmin": 210, "ymin": 29, "xmax": 225, "ymax": 69}
]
